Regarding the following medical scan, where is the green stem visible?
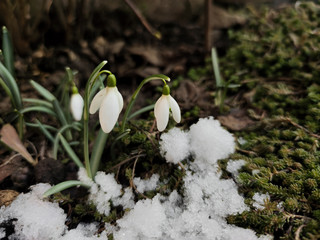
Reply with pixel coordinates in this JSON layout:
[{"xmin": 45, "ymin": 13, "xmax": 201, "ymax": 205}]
[
  {"xmin": 120, "ymin": 74, "xmax": 170, "ymax": 132},
  {"xmin": 90, "ymin": 129, "xmax": 108, "ymax": 177},
  {"xmin": 83, "ymin": 61, "xmax": 108, "ymax": 179}
]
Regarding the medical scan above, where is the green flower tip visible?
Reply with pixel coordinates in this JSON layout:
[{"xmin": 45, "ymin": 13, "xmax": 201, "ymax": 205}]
[
  {"xmin": 72, "ymin": 85, "xmax": 78, "ymax": 94},
  {"xmin": 162, "ymin": 84, "xmax": 170, "ymax": 95},
  {"xmin": 2, "ymin": 26, "xmax": 7, "ymax": 32},
  {"xmin": 107, "ymin": 74, "xmax": 117, "ymax": 87}
]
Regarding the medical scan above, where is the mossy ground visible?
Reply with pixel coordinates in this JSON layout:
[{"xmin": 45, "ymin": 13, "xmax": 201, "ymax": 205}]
[{"xmin": 217, "ymin": 2, "xmax": 320, "ymax": 239}]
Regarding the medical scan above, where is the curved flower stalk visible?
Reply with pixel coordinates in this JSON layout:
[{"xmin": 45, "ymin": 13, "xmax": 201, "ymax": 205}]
[
  {"xmin": 70, "ymin": 86, "xmax": 84, "ymax": 121},
  {"xmin": 154, "ymin": 84, "xmax": 181, "ymax": 131},
  {"xmin": 89, "ymin": 74, "xmax": 123, "ymax": 133}
]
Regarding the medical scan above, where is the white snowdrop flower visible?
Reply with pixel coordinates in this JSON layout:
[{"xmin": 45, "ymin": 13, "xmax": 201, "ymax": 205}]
[
  {"xmin": 154, "ymin": 84, "xmax": 181, "ymax": 131},
  {"xmin": 89, "ymin": 74, "xmax": 123, "ymax": 133},
  {"xmin": 70, "ymin": 92, "xmax": 84, "ymax": 121}
]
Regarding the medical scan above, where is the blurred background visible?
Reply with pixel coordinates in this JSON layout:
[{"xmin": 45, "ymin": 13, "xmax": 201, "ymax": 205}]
[{"xmin": 0, "ymin": 0, "xmax": 298, "ymax": 82}]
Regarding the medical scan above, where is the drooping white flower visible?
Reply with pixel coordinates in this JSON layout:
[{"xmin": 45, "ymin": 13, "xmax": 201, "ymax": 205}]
[
  {"xmin": 154, "ymin": 84, "xmax": 181, "ymax": 131},
  {"xmin": 89, "ymin": 74, "xmax": 123, "ymax": 133},
  {"xmin": 70, "ymin": 93, "xmax": 84, "ymax": 121}
]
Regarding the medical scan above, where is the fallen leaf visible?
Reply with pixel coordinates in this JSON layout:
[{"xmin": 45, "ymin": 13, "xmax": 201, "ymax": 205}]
[
  {"xmin": 218, "ymin": 109, "xmax": 255, "ymax": 131},
  {"xmin": 0, "ymin": 189, "xmax": 19, "ymax": 206},
  {"xmin": 0, "ymin": 124, "xmax": 37, "ymax": 166},
  {"xmin": 0, "ymin": 155, "xmax": 25, "ymax": 182},
  {"xmin": 127, "ymin": 45, "xmax": 164, "ymax": 66}
]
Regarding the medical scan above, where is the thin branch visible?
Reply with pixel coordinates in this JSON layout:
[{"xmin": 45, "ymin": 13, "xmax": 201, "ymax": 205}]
[
  {"xmin": 280, "ymin": 117, "xmax": 320, "ymax": 139},
  {"xmin": 124, "ymin": 0, "xmax": 161, "ymax": 39}
]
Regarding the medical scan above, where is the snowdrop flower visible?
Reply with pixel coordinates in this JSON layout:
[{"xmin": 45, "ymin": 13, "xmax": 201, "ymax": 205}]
[
  {"xmin": 154, "ymin": 84, "xmax": 181, "ymax": 131},
  {"xmin": 89, "ymin": 74, "xmax": 123, "ymax": 133},
  {"xmin": 70, "ymin": 88, "xmax": 84, "ymax": 121}
]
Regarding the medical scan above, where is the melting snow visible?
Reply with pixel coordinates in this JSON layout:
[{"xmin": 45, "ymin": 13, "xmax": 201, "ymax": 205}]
[{"xmin": 0, "ymin": 117, "xmax": 273, "ymax": 240}]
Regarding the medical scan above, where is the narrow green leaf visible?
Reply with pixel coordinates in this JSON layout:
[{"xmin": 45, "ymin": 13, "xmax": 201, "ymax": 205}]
[
  {"xmin": 2, "ymin": 26, "xmax": 14, "ymax": 77},
  {"xmin": 59, "ymin": 133, "xmax": 84, "ymax": 168},
  {"xmin": 26, "ymin": 121, "xmax": 57, "ymax": 132},
  {"xmin": 87, "ymin": 60, "xmax": 108, "ymax": 91},
  {"xmin": 43, "ymin": 180, "xmax": 90, "ymax": 198},
  {"xmin": 30, "ymin": 80, "xmax": 56, "ymax": 102},
  {"xmin": 35, "ymin": 121, "xmax": 55, "ymax": 143},
  {"xmin": 227, "ymin": 83, "xmax": 241, "ymax": 88},
  {"xmin": 20, "ymin": 106, "xmax": 57, "ymax": 116},
  {"xmin": 128, "ymin": 104, "xmax": 155, "ymax": 120},
  {"xmin": 211, "ymin": 47, "xmax": 224, "ymax": 88},
  {"xmin": 0, "ymin": 76, "xmax": 14, "ymax": 103},
  {"xmin": 52, "ymin": 99, "xmax": 72, "ymax": 140},
  {"xmin": 23, "ymin": 98, "xmax": 53, "ymax": 108},
  {"xmin": 0, "ymin": 61, "xmax": 21, "ymax": 109}
]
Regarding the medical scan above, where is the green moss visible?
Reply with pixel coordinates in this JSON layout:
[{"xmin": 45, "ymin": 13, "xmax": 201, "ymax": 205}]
[{"xmin": 218, "ymin": 3, "xmax": 320, "ymax": 238}]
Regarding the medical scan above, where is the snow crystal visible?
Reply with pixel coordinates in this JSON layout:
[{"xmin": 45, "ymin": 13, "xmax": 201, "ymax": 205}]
[
  {"xmin": 94, "ymin": 172, "xmax": 122, "ymax": 199},
  {"xmin": 112, "ymin": 187, "xmax": 135, "ymax": 210},
  {"xmin": 160, "ymin": 127, "xmax": 190, "ymax": 164},
  {"xmin": 0, "ymin": 228, "xmax": 5, "ymax": 239},
  {"xmin": 87, "ymin": 172, "xmax": 123, "ymax": 215},
  {"xmin": 253, "ymin": 192, "xmax": 270, "ymax": 210},
  {"xmin": 133, "ymin": 174, "xmax": 160, "ymax": 193},
  {"xmin": 227, "ymin": 159, "xmax": 246, "ymax": 178},
  {"xmin": 189, "ymin": 117, "xmax": 235, "ymax": 166},
  {"xmin": 114, "ymin": 195, "xmax": 167, "ymax": 240},
  {"xmin": 0, "ymin": 183, "xmax": 67, "ymax": 240},
  {"xmin": 60, "ymin": 223, "xmax": 108, "ymax": 240},
  {"xmin": 78, "ymin": 167, "xmax": 94, "ymax": 186}
]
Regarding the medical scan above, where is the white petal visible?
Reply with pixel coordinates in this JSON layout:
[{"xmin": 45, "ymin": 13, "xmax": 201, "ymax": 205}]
[
  {"xmin": 99, "ymin": 90, "xmax": 120, "ymax": 133},
  {"xmin": 70, "ymin": 93, "xmax": 84, "ymax": 121},
  {"xmin": 154, "ymin": 95, "xmax": 169, "ymax": 132},
  {"xmin": 114, "ymin": 87, "xmax": 124, "ymax": 112},
  {"xmin": 168, "ymin": 95, "xmax": 181, "ymax": 123},
  {"xmin": 89, "ymin": 88, "xmax": 106, "ymax": 114}
]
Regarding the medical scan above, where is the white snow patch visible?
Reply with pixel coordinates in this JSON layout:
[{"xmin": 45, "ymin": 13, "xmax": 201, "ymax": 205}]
[
  {"xmin": 227, "ymin": 159, "xmax": 246, "ymax": 178},
  {"xmin": 60, "ymin": 223, "xmax": 108, "ymax": 240},
  {"xmin": 112, "ymin": 187, "xmax": 135, "ymax": 210},
  {"xmin": 253, "ymin": 192, "xmax": 270, "ymax": 210},
  {"xmin": 0, "ymin": 228, "xmax": 5, "ymax": 239},
  {"xmin": 0, "ymin": 183, "xmax": 67, "ymax": 240},
  {"xmin": 160, "ymin": 128, "xmax": 190, "ymax": 164},
  {"xmin": 189, "ymin": 117, "xmax": 236, "ymax": 168},
  {"xmin": 114, "ymin": 195, "xmax": 167, "ymax": 240},
  {"xmin": 0, "ymin": 117, "xmax": 273, "ymax": 240},
  {"xmin": 133, "ymin": 174, "xmax": 160, "ymax": 193}
]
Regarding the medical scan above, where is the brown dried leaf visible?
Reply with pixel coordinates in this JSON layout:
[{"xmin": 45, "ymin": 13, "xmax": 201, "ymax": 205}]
[
  {"xmin": 218, "ymin": 109, "xmax": 255, "ymax": 131},
  {"xmin": 128, "ymin": 45, "xmax": 164, "ymax": 66},
  {"xmin": 0, "ymin": 124, "xmax": 37, "ymax": 166},
  {"xmin": 0, "ymin": 155, "xmax": 25, "ymax": 182},
  {"xmin": 0, "ymin": 189, "xmax": 19, "ymax": 206}
]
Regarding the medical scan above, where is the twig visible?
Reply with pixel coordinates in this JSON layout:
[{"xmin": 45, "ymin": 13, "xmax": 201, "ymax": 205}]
[
  {"xmin": 280, "ymin": 117, "xmax": 320, "ymax": 139},
  {"xmin": 108, "ymin": 153, "xmax": 146, "ymax": 171},
  {"xmin": 178, "ymin": 162, "xmax": 185, "ymax": 171},
  {"xmin": 236, "ymin": 147, "xmax": 258, "ymax": 156},
  {"xmin": 294, "ymin": 224, "xmax": 306, "ymax": 240},
  {"xmin": 130, "ymin": 154, "xmax": 149, "ymax": 199},
  {"xmin": 124, "ymin": 0, "xmax": 161, "ymax": 39}
]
